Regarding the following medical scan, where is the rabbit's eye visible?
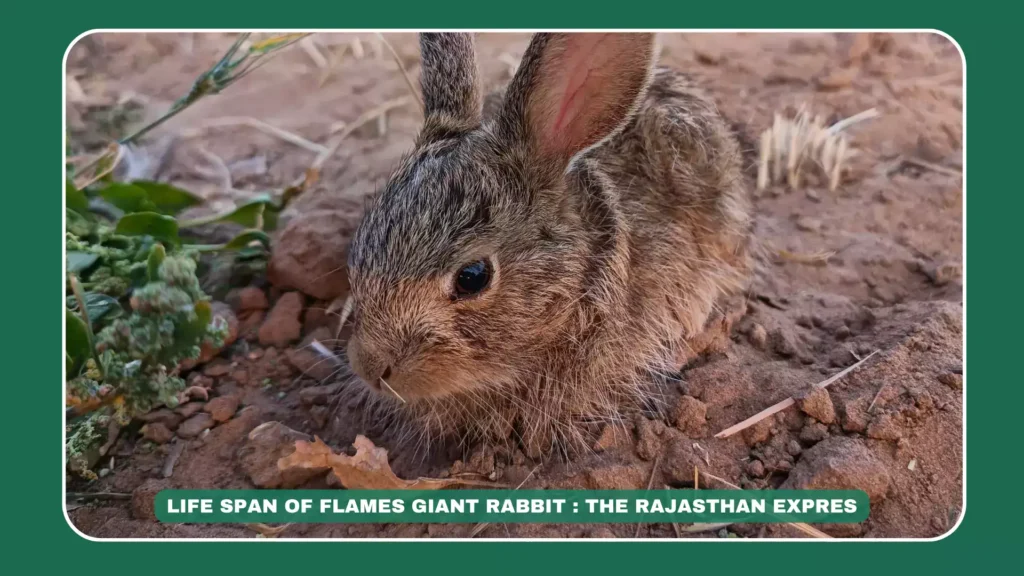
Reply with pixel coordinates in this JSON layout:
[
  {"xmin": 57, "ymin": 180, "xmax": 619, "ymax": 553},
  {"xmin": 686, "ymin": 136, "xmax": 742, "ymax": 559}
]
[{"xmin": 453, "ymin": 259, "xmax": 492, "ymax": 298}]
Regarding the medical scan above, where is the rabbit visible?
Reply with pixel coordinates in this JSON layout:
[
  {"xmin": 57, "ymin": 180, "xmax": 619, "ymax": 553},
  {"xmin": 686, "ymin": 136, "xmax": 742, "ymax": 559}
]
[{"xmin": 344, "ymin": 32, "xmax": 753, "ymax": 456}]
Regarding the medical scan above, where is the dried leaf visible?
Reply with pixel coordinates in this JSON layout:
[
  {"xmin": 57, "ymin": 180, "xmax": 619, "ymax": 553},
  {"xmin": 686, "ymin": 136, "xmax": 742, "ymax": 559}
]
[{"xmin": 277, "ymin": 435, "xmax": 496, "ymax": 490}]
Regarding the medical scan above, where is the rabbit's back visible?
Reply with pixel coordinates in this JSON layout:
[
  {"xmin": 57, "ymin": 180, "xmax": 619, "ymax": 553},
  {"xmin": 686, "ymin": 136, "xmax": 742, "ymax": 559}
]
[{"xmin": 595, "ymin": 69, "xmax": 753, "ymax": 352}]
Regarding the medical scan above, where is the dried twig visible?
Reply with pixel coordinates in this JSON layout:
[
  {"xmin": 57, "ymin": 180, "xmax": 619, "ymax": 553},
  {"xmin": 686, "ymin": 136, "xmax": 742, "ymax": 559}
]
[
  {"xmin": 715, "ymin": 350, "xmax": 879, "ymax": 439},
  {"xmin": 634, "ymin": 455, "xmax": 661, "ymax": 538},
  {"xmin": 291, "ymin": 96, "xmax": 412, "ymax": 188},
  {"xmin": 375, "ymin": 33, "xmax": 423, "ymax": 112},
  {"xmin": 181, "ymin": 117, "xmax": 327, "ymax": 154},
  {"xmin": 776, "ymin": 249, "xmax": 836, "ymax": 265},
  {"xmin": 898, "ymin": 156, "xmax": 962, "ymax": 177},
  {"xmin": 162, "ymin": 440, "xmax": 186, "ymax": 478},
  {"xmin": 299, "ymin": 36, "xmax": 328, "ymax": 69},
  {"xmin": 66, "ymin": 492, "xmax": 133, "ymax": 503}
]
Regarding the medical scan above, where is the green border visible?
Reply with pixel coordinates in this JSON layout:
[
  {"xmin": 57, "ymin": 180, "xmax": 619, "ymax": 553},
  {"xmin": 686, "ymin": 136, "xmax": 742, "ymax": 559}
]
[{"xmin": 20, "ymin": 0, "xmax": 1000, "ymax": 571}]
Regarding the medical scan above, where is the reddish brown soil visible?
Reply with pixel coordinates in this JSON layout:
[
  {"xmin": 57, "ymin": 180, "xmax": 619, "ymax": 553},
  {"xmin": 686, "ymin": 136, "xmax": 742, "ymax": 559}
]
[{"xmin": 65, "ymin": 31, "xmax": 963, "ymax": 539}]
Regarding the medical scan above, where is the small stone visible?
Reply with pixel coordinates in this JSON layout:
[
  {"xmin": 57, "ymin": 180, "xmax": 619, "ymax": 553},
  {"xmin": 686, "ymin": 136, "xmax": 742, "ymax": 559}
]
[
  {"xmin": 834, "ymin": 325, "xmax": 852, "ymax": 340},
  {"xmin": 795, "ymin": 387, "xmax": 836, "ymax": 424},
  {"xmin": 131, "ymin": 478, "xmax": 171, "ymax": 520},
  {"xmin": 842, "ymin": 397, "xmax": 871, "ymax": 433},
  {"xmin": 795, "ymin": 217, "xmax": 822, "ymax": 232},
  {"xmin": 203, "ymin": 360, "xmax": 232, "ymax": 378},
  {"xmin": 781, "ymin": 437, "xmax": 891, "ymax": 502},
  {"xmin": 203, "ymin": 395, "xmax": 240, "ymax": 423},
  {"xmin": 672, "ymin": 395, "xmax": 708, "ymax": 437},
  {"xmin": 805, "ymin": 189, "xmax": 822, "ymax": 202},
  {"xmin": 177, "ymin": 413, "xmax": 215, "ymax": 438},
  {"xmin": 299, "ymin": 383, "xmax": 342, "ymax": 406},
  {"xmin": 229, "ymin": 286, "xmax": 269, "ymax": 312},
  {"xmin": 589, "ymin": 527, "xmax": 617, "ymax": 539},
  {"xmin": 267, "ymin": 209, "xmax": 358, "ymax": 300},
  {"xmin": 866, "ymin": 413, "xmax": 903, "ymax": 441},
  {"xmin": 258, "ymin": 291, "xmax": 304, "ymax": 348},
  {"xmin": 239, "ymin": 310, "xmax": 266, "ymax": 340},
  {"xmin": 748, "ymin": 323, "xmax": 768, "ymax": 350},
  {"xmin": 138, "ymin": 408, "xmax": 181, "ymax": 431},
  {"xmin": 746, "ymin": 459, "xmax": 766, "ymax": 478},
  {"xmin": 938, "ymin": 372, "xmax": 963, "ymax": 390},
  {"xmin": 786, "ymin": 439, "xmax": 803, "ymax": 456},
  {"xmin": 228, "ymin": 368, "xmax": 250, "ymax": 386},
  {"xmin": 187, "ymin": 373, "xmax": 214, "ymax": 389},
  {"xmin": 238, "ymin": 421, "xmax": 319, "ymax": 488},
  {"xmin": 141, "ymin": 422, "xmax": 175, "ymax": 444},
  {"xmin": 175, "ymin": 402, "xmax": 205, "ymax": 419},
  {"xmin": 286, "ymin": 347, "xmax": 338, "ymax": 382}
]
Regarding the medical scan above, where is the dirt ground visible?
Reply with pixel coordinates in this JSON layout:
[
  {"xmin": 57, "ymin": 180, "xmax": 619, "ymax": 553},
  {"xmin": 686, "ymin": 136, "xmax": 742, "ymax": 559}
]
[{"xmin": 65, "ymin": 31, "xmax": 964, "ymax": 539}]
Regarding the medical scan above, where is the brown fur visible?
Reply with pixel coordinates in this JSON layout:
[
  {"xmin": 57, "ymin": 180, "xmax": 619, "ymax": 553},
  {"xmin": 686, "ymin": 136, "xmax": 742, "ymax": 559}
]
[{"xmin": 344, "ymin": 33, "xmax": 753, "ymax": 456}]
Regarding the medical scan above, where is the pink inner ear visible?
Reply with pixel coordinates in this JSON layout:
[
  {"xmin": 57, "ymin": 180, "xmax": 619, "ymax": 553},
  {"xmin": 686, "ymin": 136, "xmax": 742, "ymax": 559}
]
[
  {"xmin": 531, "ymin": 33, "xmax": 649, "ymax": 163},
  {"xmin": 550, "ymin": 34, "xmax": 612, "ymax": 137}
]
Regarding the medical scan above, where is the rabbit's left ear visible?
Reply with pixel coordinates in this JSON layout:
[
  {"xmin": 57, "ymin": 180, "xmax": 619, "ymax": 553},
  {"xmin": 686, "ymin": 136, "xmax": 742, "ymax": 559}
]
[
  {"xmin": 419, "ymin": 33, "xmax": 483, "ymax": 134},
  {"xmin": 497, "ymin": 33, "xmax": 657, "ymax": 173}
]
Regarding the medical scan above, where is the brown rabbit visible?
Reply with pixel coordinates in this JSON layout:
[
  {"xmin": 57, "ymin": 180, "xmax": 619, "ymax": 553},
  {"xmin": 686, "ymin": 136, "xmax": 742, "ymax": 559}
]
[{"xmin": 344, "ymin": 33, "xmax": 753, "ymax": 455}]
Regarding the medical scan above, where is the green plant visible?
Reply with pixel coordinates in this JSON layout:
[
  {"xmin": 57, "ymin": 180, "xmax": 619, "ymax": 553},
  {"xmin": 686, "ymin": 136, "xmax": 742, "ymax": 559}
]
[{"xmin": 64, "ymin": 32, "xmax": 309, "ymax": 477}]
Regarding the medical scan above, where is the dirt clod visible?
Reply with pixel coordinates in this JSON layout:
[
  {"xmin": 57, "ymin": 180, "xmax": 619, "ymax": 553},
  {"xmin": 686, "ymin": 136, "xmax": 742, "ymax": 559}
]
[
  {"xmin": 799, "ymin": 421, "xmax": 829, "ymax": 444},
  {"xmin": 743, "ymin": 418, "xmax": 774, "ymax": 447},
  {"xmin": 796, "ymin": 387, "xmax": 836, "ymax": 424},
  {"xmin": 781, "ymin": 437, "xmax": 891, "ymax": 502},
  {"xmin": 661, "ymin": 438, "xmax": 706, "ymax": 484},
  {"xmin": 585, "ymin": 464, "xmax": 648, "ymax": 490},
  {"xmin": 938, "ymin": 372, "xmax": 963, "ymax": 390},
  {"xmin": 635, "ymin": 417, "xmax": 663, "ymax": 461},
  {"xmin": 866, "ymin": 413, "xmax": 904, "ymax": 441},
  {"xmin": 672, "ymin": 395, "xmax": 708, "ymax": 437},
  {"xmin": 747, "ymin": 323, "xmax": 768, "ymax": 349},
  {"xmin": 841, "ymin": 397, "xmax": 872, "ymax": 433},
  {"xmin": 131, "ymin": 478, "xmax": 171, "ymax": 521}
]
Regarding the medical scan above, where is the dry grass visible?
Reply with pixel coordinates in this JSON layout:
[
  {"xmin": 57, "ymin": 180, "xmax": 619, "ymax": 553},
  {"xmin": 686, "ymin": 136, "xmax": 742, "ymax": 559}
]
[{"xmin": 757, "ymin": 106, "xmax": 879, "ymax": 193}]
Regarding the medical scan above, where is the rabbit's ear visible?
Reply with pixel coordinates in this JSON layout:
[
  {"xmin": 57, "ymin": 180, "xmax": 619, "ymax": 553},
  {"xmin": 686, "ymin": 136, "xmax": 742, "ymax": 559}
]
[
  {"xmin": 419, "ymin": 33, "xmax": 483, "ymax": 133},
  {"xmin": 498, "ymin": 33, "xmax": 657, "ymax": 173}
]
